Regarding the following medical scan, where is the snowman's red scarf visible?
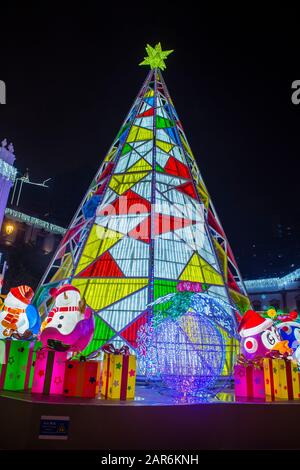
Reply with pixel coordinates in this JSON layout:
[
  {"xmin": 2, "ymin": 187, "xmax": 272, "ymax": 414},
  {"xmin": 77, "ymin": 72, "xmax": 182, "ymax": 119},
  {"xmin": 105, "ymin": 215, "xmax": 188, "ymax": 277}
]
[{"xmin": 46, "ymin": 306, "xmax": 79, "ymax": 324}]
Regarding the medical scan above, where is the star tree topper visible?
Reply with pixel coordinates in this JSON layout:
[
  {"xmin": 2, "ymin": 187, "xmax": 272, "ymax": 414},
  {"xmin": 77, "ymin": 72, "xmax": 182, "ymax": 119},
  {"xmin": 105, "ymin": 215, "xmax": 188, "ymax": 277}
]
[{"xmin": 139, "ymin": 43, "xmax": 173, "ymax": 70}]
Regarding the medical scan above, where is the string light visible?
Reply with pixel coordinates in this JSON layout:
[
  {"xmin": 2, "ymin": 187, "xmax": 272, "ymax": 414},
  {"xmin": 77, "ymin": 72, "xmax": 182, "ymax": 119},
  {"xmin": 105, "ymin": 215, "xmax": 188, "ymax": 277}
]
[
  {"xmin": 241, "ymin": 268, "xmax": 300, "ymax": 291},
  {"xmin": 5, "ymin": 208, "xmax": 65, "ymax": 235}
]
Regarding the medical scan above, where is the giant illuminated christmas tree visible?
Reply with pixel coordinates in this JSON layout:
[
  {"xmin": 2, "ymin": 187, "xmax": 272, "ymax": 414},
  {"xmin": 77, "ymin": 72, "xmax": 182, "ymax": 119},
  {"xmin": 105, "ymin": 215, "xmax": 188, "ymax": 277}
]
[{"xmin": 34, "ymin": 44, "xmax": 250, "ymax": 363}]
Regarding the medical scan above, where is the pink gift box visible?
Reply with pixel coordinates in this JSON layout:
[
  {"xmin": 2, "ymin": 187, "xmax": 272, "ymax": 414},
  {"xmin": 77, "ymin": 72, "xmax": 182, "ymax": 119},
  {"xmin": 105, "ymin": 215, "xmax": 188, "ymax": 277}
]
[
  {"xmin": 234, "ymin": 363, "xmax": 265, "ymax": 399},
  {"xmin": 31, "ymin": 349, "xmax": 67, "ymax": 395}
]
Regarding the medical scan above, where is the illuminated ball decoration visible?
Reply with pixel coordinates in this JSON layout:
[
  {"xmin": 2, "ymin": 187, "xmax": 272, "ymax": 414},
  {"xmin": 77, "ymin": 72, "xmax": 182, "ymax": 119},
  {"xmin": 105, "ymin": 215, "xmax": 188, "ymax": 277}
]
[{"xmin": 152, "ymin": 311, "xmax": 225, "ymax": 394}]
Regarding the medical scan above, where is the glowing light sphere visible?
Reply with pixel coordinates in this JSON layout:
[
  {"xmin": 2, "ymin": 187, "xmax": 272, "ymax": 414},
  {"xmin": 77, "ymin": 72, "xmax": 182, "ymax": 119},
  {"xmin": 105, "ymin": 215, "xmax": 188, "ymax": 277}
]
[{"xmin": 152, "ymin": 311, "xmax": 225, "ymax": 394}]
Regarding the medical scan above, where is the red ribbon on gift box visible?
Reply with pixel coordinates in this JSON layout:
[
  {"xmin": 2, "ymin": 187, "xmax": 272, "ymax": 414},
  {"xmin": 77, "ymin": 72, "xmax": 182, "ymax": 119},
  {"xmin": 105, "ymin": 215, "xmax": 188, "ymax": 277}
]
[
  {"xmin": 237, "ymin": 354, "xmax": 264, "ymax": 370},
  {"xmin": 102, "ymin": 344, "xmax": 129, "ymax": 356}
]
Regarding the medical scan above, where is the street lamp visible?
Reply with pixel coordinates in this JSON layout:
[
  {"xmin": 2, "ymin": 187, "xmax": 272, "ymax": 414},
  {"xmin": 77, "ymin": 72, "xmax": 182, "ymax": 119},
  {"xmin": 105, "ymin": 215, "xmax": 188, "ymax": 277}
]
[{"xmin": 4, "ymin": 222, "xmax": 15, "ymax": 235}]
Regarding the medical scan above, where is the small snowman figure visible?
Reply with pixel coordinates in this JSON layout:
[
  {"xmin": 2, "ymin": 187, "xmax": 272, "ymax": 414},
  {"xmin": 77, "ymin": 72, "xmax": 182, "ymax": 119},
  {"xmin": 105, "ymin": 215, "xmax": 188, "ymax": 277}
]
[
  {"xmin": 238, "ymin": 309, "xmax": 292, "ymax": 360},
  {"xmin": 40, "ymin": 284, "xmax": 94, "ymax": 352},
  {"xmin": 0, "ymin": 285, "xmax": 34, "ymax": 339}
]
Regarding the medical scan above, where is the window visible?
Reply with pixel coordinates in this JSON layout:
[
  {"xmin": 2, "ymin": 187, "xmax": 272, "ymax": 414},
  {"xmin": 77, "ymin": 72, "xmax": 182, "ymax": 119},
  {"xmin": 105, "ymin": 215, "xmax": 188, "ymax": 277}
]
[
  {"xmin": 269, "ymin": 299, "xmax": 280, "ymax": 310},
  {"xmin": 252, "ymin": 300, "xmax": 262, "ymax": 311}
]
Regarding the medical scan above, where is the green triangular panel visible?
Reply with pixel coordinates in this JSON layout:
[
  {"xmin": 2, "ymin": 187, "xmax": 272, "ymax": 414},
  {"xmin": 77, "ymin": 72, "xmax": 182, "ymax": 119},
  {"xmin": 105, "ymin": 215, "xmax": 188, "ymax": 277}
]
[{"xmin": 80, "ymin": 315, "xmax": 115, "ymax": 356}]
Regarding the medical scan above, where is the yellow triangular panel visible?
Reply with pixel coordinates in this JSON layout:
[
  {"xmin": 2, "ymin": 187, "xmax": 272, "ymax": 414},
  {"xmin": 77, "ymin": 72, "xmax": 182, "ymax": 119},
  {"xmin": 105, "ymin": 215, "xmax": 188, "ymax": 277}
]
[
  {"xmin": 156, "ymin": 140, "xmax": 174, "ymax": 153},
  {"xmin": 197, "ymin": 182, "xmax": 209, "ymax": 208},
  {"xmin": 75, "ymin": 225, "xmax": 123, "ymax": 275},
  {"xmin": 229, "ymin": 289, "xmax": 251, "ymax": 313},
  {"xmin": 127, "ymin": 126, "xmax": 153, "ymax": 143},
  {"xmin": 50, "ymin": 253, "xmax": 73, "ymax": 283},
  {"xmin": 213, "ymin": 240, "xmax": 227, "ymax": 279},
  {"xmin": 179, "ymin": 253, "xmax": 205, "ymax": 283},
  {"xmin": 180, "ymin": 135, "xmax": 194, "ymax": 160},
  {"xmin": 109, "ymin": 172, "xmax": 149, "ymax": 195},
  {"xmin": 72, "ymin": 278, "xmax": 148, "ymax": 311},
  {"xmin": 127, "ymin": 158, "xmax": 152, "ymax": 173},
  {"xmin": 144, "ymin": 89, "xmax": 154, "ymax": 97},
  {"xmin": 179, "ymin": 252, "xmax": 224, "ymax": 286},
  {"xmin": 104, "ymin": 146, "xmax": 118, "ymax": 162},
  {"xmin": 200, "ymin": 256, "xmax": 224, "ymax": 286}
]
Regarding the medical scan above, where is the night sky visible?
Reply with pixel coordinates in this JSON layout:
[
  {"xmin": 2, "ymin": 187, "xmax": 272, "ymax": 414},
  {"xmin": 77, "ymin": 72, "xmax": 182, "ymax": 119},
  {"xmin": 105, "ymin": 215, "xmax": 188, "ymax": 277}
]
[{"xmin": 1, "ymin": 5, "xmax": 300, "ymax": 279}]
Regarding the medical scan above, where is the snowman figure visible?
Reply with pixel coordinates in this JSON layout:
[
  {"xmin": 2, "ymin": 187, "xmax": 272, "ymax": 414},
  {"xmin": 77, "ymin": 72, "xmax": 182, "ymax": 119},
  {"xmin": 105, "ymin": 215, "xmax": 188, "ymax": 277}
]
[
  {"xmin": 238, "ymin": 309, "xmax": 292, "ymax": 360},
  {"xmin": 0, "ymin": 285, "xmax": 34, "ymax": 339},
  {"xmin": 40, "ymin": 284, "xmax": 94, "ymax": 352}
]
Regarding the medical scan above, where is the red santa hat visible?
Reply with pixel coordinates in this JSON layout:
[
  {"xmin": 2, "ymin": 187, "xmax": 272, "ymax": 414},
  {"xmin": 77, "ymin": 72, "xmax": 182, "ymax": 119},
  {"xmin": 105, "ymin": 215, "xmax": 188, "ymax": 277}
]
[
  {"xmin": 238, "ymin": 310, "xmax": 273, "ymax": 338},
  {"xmin": 10, "ymin": 285, "xmax": 34, "ymax": 305},
  {"xmin": 49, "ymin": 284, "xmax": 80, "ymax": 298}
]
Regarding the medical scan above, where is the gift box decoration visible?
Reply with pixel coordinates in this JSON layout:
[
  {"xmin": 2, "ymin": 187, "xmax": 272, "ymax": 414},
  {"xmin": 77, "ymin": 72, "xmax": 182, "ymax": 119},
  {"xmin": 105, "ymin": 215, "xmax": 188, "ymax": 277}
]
[
  {"xmin": 101, "ymin": 344, "xmax": 136, "ymax": 400},
  {"xmin": 263, "ymin": 357, "xmax": 300, "ymax": 400},
  {"xmin": 234, "ymin": 355, "xmax": 265, "ymax": 399},
  {"xmin": 63, "ymin": 359, "xmax": 100, "ymax": 398},
  {"xmin": 0, "ymin": 339, "xmax": 38, "ymax": 391},
  {"xmin": 31, "ymin": 348, "xmax": 67, "ymax": 395}
]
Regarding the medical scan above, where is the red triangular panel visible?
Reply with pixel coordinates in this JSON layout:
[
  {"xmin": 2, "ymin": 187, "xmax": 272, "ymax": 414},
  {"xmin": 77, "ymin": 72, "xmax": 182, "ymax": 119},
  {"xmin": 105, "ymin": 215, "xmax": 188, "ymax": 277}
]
[
  {"xmin": 227, "ymin": 243, "xmax": 238, "ymax": 269},
  {"xmin": 128, "ymin": 216, "xmax": 151, "ymax": 243},
  {"xmin": 97, "ymin": 162, "xmax": 114, "ymax": 182},
  {"xmin": 78, "ymin": 251, "xmax": 124, "ymax": 278},
  {"xmin": 227, "ymin": 268, "xmax": 241, "ymax": 293},
  {"xmin": 208, "ymin": 209, "xmax": 225, "ymax": 238},
  {"xmin": 120, "ymin": 312, "xmax": 148, "ymax": 348},
  {"xmin": 177, "ymin": 182, "xmax": 198, "ymax": 200},
  {"xmin": 99, "ymin": 189, "xmax": 151, "ymax": 216},
  {"xmin": 95, "ymin": 181, "xmax": 106, "ymax": 195},
  {"xmin": 137, "ymin": 108, "xmax": 154, "ymax": 118},
  {"xmin": 164, "ymin": 156, "xmax": 190, "ymax": 179},
  {"xmin": 154, "ymin": 213, "xmax": 195, "ymax": 236}
]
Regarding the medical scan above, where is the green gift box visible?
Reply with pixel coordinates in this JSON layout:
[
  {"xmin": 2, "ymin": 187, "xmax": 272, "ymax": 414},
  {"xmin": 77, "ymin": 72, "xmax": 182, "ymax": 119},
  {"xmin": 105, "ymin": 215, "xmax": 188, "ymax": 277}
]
[{"xmin": 0, "ymin": 339, "xmax": 41, "ymax": 391}]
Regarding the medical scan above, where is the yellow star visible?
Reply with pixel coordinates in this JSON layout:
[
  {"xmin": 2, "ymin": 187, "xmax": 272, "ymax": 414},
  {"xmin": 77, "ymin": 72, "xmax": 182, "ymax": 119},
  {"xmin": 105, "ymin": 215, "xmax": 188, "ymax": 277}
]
[{"xmin": 139, "ymin": 43, "xmax": 173, "ymax": 70}]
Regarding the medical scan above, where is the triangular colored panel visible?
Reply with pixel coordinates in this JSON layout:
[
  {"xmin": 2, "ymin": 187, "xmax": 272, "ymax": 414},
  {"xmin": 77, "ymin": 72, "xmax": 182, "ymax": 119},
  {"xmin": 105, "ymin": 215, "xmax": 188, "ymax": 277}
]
[
  {"xmin": 99, "ymin": 189, "xmax": 150, "ymax": 216},
  {"xmin": 208, "ymin": 209, "xmax": 225, "ymax": 238},
  {"xmin": 72, "ymin": 278, "xmax": 148, "ymax": 311},
  {"xmin": 77, "ymin": 251, "xmax": 124, "ymax": 278},
  {"xmin": 127, "ymin": 158, "xmax": 152, "ymax": 173},
  {"xmin": 176, "ymin": 182, "xmax": 198, "ymax": 199},
  {"xmin": 179, "ymin": 252, "xmax": 205, "ymax": 283},
  {"xmin": 109, "ymin": 172, "xmax": 149, "ymax": 195},
  {"xmin": 137, "ymin": 108, "xmax": 154, "ymax": 118},
  {"xmin": 179, "ymin": 253, "xmax": 224, "ymax": 286},
  {"xmin": 156, "ymin": 163, "xmax": 165, "ymax": 173},
  {"xmin": 164, "ymin": 156, "xmax": 190, "ymax": 179},
  {"xmin": 154, "ymin": 213, "xmax": 196, "ymax": 236},
  {"xmin": 75, "ymin": 225, "xmax": 123, "ymax": 275},
  {"xmin": 156, "ymin": 140, "xmax": 174, "ymax": 153},
  {"xmin": 227, "ymin": 268, "xmax": 241, "ymax": 293},
  {"xmin": 128, "ymin": 216, "xmax": 151, "ymax": 243},
  {"xmin": 120, "ymin": 312, "xmax": 148, "ymax": 348},
  {"xmin": 98, "ymin": 288, "xmax": 148, "ymax": 332},
  {"xmin": 156, "ymin": 116, "xmax": 174, "ymax": 128},
  {"xmin": 80, "ymin": 315, "xmax": 116, "ymax": 356},
  {"xmin": 121, "ymin": 143, "xmax": 132, "ymax": 156},
  {"xmin": 127, "ymin": 126, "xmax": 153, "ymax": 143}
]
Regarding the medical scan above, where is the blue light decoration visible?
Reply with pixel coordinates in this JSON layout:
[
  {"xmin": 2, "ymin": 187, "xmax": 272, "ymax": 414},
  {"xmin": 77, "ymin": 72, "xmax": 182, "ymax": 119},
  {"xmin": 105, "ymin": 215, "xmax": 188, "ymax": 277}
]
[
  {"xmin": 137, "ymin": 291, "xmax": 232, "ymax": 395},
  {"xmin": 154, "ymin": 312, "xmax": 225, "ymax": 394}
]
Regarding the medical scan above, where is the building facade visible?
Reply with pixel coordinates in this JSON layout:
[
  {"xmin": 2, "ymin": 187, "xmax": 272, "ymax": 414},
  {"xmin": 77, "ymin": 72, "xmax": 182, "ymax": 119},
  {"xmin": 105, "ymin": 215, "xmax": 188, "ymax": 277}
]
[
  {"xmin": 243, "ymin": 269, "xmax": 300, "ymax": 312},
  {"xmin": 0, "ymin": 139, "xmax": 17, "ymax": 230}
]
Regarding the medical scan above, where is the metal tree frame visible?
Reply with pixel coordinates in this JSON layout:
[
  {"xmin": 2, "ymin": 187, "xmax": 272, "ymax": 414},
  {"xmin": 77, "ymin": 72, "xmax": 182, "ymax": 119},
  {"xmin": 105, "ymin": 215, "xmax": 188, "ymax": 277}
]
[{"xmin": 34, "ymin": 59, "xmax": 250, "ymax": 369}]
